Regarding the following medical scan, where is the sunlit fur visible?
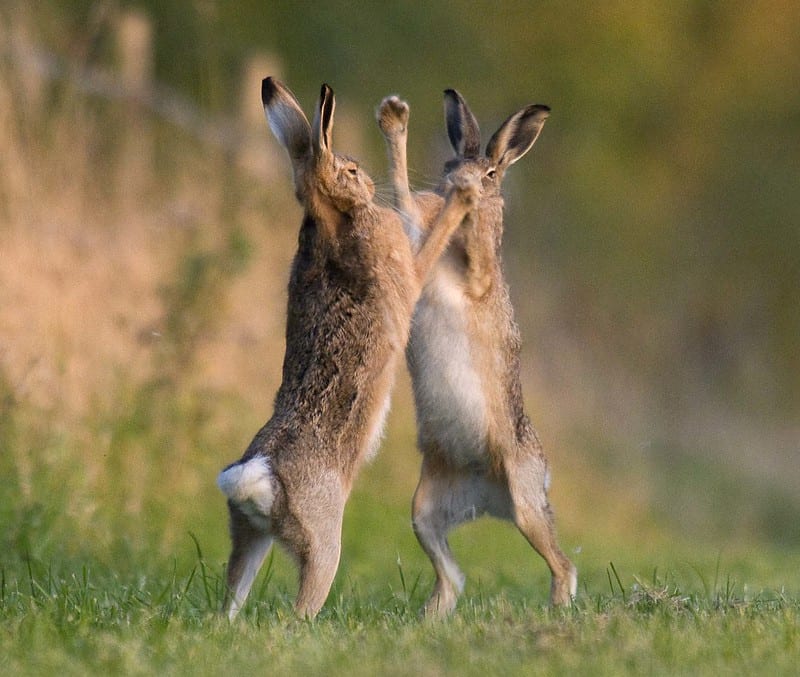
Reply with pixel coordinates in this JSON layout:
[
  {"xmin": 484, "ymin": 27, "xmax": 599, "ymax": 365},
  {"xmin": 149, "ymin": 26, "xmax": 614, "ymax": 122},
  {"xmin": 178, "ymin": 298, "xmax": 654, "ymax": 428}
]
[
  {"xmin": 378, "ymin": 91, "xmax": 576, "ymax": 617},
  {"xmin": 218, "ymin": 79, "xmax": 478, "ymax": 621}
]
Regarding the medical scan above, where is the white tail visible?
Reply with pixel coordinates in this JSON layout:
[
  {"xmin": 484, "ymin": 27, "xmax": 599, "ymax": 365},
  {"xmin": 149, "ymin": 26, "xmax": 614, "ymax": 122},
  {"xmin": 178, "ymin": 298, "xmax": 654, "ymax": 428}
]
[{"xmin": 217, "ymin": 456, "xmax": 275, "ymax": 518}]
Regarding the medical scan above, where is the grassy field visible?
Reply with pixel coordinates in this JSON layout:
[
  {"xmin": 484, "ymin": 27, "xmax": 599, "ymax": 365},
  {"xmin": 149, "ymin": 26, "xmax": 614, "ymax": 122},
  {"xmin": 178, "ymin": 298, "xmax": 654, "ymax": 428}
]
[
  {"xmin": 1, "ymin": 491, "xmax": 798, "ymax": 676},
  {"xmin": 1, "ymin": 399, "xmax": 798, "ymax": 675},
  {"xmin": 2, "ymin": 373, "xmax": 797, "ymax": 675}
]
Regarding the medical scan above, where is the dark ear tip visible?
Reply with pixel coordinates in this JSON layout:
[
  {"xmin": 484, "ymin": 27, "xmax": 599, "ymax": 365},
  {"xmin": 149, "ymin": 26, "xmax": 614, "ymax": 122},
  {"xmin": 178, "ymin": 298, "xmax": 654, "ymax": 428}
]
[
  {"xmin": 262, "ymin": 77, "xmax": 276, "ymax": 105},
  {"xmin": 320, "ymin": 83, "xmax": 333, "ymax": 99},
  {"xmin": 529, "ymin": 103, "xmax": 551, "ymax": 116}
]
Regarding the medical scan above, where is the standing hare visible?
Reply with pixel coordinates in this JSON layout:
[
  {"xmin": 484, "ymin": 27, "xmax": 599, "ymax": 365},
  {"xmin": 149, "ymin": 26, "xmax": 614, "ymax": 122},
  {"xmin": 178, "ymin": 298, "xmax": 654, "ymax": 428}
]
[
  {"xmin": 217, "ymin": 78, "xmax": 478, "ymax": 620},
  {"xmin": 377, "ymin": 91, "xmax": 577, "ymax": 616}
]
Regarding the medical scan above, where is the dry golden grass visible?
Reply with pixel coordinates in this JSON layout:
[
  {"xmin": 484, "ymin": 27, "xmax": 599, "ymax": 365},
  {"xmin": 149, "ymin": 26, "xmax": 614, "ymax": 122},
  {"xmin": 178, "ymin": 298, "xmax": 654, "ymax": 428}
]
[{"xmin": 0, "ymin": 25, "xmax": 298, "ymax": 421}]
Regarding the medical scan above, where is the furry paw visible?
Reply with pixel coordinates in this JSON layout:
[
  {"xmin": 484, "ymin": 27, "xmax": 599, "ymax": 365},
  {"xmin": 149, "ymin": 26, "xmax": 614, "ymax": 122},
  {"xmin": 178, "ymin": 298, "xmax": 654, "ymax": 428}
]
[
  {"xmin": 450, "ymin": 173, "xmax": 480, "ymax": 210},
  {"xmin": 377, "ymin": 96, "xmax": 410, "ymax": 136}
]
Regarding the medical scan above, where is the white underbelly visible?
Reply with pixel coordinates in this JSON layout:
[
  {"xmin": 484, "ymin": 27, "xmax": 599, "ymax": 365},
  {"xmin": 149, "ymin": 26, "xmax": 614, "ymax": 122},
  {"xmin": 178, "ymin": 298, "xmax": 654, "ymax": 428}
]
[{"xmin": 409, "ymin": 269, "xmax": 489, "ymax": 464}]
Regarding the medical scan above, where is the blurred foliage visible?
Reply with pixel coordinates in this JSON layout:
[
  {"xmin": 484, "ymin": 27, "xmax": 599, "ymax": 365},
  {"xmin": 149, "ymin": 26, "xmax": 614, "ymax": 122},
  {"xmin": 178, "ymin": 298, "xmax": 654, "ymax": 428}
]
[
  {"xmin": 43, "ymin": 0, "xmax": 799, "ymax": 423},
  {"xmin": 5, "ymin": 0, "xmax": 797, "ymax": 559}
]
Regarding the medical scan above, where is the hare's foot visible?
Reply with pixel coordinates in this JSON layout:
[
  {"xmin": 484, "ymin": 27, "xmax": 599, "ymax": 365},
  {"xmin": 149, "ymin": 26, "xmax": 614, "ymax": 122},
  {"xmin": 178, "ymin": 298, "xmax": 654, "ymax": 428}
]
[
  {"xmin": 505, "ymin": 455, "xmax": 577, "ymax": 608},
  {"xmin": 422, "ymin": 578, "xmax": 460, "ymax": 618},
  {"xmin": 551, "ymin": 563, "xmax": 578, "ymax": 607},
  {"xmin": 289, "ymin": 491, "xmax": 345, "ymax": 619},
  {"xmin": 412, "ymin": 460, "xmax": 474, "ymax": 619},
  {"xmin": 449, "ymin": 172, "xmax": 480, "ymax": 211},
  {"xmin": 293, "ymin": 536, "xmax": 343, "ymax": 619},
  {"xmin": 377, "ymin": 95, "xmax": 410, "ymax": 137},
  {"xmin": 222, "ymin": 504, "xmax": 274, "ymax": 620}
]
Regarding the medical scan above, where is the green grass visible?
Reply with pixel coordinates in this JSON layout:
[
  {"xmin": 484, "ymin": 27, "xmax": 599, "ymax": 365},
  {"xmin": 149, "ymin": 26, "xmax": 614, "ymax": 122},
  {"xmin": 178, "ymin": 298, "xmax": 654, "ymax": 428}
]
[
  {"xmin": 2, "ymin": 387, "xmax": 799, "ymax": 675},
  {"xmin": 2, "ymin": 452, "xmax": 799, "ymax": 677},
  {"xmin": 2, "ymin": 545, "xmax": 798, "ymax": 676},
  {"xmin": 2, "ymin": 378, "xmax": 798, "ymax": 675}
]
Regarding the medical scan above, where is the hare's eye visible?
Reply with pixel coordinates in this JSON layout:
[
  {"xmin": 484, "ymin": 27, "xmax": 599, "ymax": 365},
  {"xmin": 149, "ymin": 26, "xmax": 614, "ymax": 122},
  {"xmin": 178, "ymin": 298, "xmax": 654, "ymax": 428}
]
[
  {"xmin": 485, "ymin": 168, "xmax": 497, "ymax": 180},
  {"xmin": 346, "ymin": 165, "xmax": 359, "ymax": 176}
]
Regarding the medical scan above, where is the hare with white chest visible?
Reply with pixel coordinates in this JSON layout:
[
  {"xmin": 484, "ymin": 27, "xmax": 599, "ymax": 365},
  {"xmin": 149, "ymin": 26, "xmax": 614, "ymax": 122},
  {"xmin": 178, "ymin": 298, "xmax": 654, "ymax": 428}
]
[
  {"xmin": 378, "ymin": 91, "xmax": 577, "ymax": 617},
  {"xmin": 217, "ymin": 79, "xmax": 478, "ymax": 620}
]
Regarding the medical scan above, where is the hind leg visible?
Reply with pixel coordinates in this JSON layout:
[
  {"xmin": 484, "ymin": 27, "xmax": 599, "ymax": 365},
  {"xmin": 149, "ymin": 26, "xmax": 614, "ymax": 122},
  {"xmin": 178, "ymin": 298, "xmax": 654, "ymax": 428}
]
[
  {"xmin": 413, "ymin": 456, "xmax": 511, "ymax": 617},
  {"xmin": 223, "ymin": 503, "xmax": 274, "ymax": 620},
  {"xmin": 505, "ymin": 454, "xmax": 577, "ymax": 606},
  {"xmin": 280, "ymin": 478, "xmax": 346, "ymax": 619},
  {"xmin": 293, "ymin": 530, "xmax": 343, "ymax": 618}
]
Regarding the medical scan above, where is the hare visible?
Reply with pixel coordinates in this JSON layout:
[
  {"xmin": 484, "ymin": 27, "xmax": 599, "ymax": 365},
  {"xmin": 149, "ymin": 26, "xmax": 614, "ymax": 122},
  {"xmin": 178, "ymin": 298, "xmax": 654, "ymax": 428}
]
[
  {"xmin": 217, "ymin": 78, "xmax": 478, "ymax": 620},
  {"xmin": 377, "ymin": 91, "xmax": 577, "ymax": 616}
]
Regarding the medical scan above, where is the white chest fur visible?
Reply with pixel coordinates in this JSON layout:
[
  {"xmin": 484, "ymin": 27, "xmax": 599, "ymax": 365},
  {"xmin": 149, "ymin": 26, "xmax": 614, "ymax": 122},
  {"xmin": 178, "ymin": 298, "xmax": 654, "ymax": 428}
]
[{"xmin": 409, "ymin": 265, "xmax": 489, "ymax": 464}]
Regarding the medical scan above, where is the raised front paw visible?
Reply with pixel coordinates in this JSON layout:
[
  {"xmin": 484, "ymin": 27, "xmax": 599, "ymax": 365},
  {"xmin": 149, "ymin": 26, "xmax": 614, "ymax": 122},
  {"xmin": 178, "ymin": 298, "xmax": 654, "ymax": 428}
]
[
  {"xmin": 449, "ymin": 173, "xmax": 480, "ymax": 210},
  {"xmin": 377, "ymin": 95, "xmax": 410, "ymax": 137}
]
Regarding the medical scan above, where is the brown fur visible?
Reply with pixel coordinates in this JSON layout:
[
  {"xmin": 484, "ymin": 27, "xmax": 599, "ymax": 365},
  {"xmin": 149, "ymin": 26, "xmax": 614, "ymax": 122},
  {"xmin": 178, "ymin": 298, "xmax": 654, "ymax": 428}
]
[
  {"xmin": 218, "ymin": 79, "xmax": 478, "ymax": 620},
  {"xmin": 377, "ymin": 91, "xmax": 576, "ymax": 617}
]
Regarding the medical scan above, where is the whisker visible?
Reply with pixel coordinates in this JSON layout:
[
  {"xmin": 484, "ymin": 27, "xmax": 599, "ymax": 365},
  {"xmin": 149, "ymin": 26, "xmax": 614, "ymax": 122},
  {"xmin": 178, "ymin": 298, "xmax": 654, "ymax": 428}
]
[
  {"xmin": 372, "ymin": 192, "xmax": 404, "ymax": 216},
  {"xmin": 407, "ymin": 168, "xmax": 441, "ymax": 190},
  {"xmin": 371, "ymin": 181, "xmax": 394, "ymax": 199}
]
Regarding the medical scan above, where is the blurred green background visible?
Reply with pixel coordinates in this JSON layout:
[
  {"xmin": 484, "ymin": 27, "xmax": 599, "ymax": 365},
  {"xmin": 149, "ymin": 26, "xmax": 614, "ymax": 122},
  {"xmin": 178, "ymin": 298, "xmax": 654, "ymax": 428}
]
[{"xmin": 1, "ymin": 0, "xmax": 798, "ymax": 597}]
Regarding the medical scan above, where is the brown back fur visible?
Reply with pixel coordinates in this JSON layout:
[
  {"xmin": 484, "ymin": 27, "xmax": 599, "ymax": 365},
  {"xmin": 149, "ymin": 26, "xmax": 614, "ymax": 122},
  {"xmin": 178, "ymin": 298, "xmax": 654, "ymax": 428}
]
[{"xmin": 218, "ymin": 80, "xmax": 477, "ymax": 620}]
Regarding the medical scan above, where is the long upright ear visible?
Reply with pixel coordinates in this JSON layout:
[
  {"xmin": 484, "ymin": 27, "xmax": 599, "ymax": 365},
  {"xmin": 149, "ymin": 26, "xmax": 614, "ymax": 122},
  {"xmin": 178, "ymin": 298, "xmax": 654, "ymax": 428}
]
[
  {"xmin": 262, "ymin": 77, "xmax": 312, "ymax": 164},
  {"xmin": 311, "ymin": 83, "xmax": 335, "ymax": 156},
  {"xmin": 444, "ymin": 89, "xmax": 481, "ymax": 159},
  {"xmin": 485, "ymin": 104, "xmax": 550, "ymax": 169}
]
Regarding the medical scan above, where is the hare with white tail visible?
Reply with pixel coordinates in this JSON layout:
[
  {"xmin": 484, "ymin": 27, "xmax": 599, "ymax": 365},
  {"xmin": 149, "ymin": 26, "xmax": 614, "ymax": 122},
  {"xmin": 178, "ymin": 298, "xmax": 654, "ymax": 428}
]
[
  {"xmin": 217, "ymin": 78, "xmax": 479, "ymax": 620},
  {"xmin": 377, "ymin": 91, "xmax": 577, "ymax": 616}
]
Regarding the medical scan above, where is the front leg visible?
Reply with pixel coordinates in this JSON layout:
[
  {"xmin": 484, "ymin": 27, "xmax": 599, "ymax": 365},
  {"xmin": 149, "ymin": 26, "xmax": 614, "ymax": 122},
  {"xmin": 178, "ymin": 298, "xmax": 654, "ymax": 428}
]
[
  {"xmin": 377, "ymin": 96, "xmax": 423, "ymax": 247},
  {"xmin": 462, "ymin": 217, "xmax": 496, "ymax": 299},
  {"xmin": 413, "ymin": 174, "xmax": 479, "ymax": 283}
]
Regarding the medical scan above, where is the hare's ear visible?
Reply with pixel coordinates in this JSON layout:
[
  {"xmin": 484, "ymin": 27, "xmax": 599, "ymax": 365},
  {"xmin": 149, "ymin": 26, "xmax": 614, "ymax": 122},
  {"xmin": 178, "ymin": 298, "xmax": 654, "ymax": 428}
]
[
  {"xmin": 262, "ymin": 77, "xmax": 312, "ymax": 164},
  {"xmin": 485, "ymin": 104, "xmax": 550, "ymax": 170},
  {"xmin": 311, "ymin": 83, "xmax": 335, "ymax": 156},
  {"xmin": 444, "ymin": 89, "xmax": 481, "ymax": 159}
]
